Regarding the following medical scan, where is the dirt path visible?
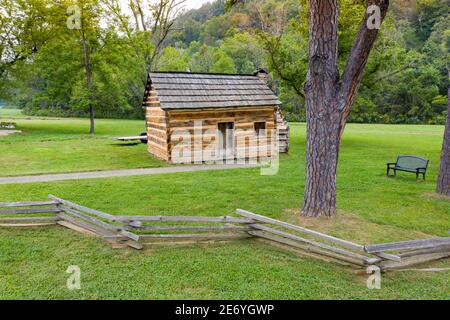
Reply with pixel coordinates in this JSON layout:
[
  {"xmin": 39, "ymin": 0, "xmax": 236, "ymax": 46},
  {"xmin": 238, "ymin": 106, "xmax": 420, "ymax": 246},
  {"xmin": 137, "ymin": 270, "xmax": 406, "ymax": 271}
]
[
  {"xmin": 0, "ymin": 130, "xmax": 21, "ymax": 137},
  {"xmin": 0, "ymin": 164, "xmax": 259, "ymax": 185}
]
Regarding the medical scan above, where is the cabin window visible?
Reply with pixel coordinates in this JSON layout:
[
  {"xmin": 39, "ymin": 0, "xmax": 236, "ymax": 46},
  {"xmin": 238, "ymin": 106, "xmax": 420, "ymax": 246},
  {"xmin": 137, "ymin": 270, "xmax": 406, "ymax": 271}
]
[
  {"xmin": 254, "ymin": 122, "xmax": 266, "ymax": 136},
  {"xmin": 217, "ymin": 122, "xmax": 235, "ymax": 158}
]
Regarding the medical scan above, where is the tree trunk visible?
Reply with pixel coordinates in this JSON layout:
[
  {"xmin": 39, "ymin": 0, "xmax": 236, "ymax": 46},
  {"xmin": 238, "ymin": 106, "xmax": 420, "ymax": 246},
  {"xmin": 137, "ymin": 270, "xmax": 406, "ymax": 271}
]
[
  {"xmin": 303, "ymin": 111, "xmax": 341, "ymax": 216},
  {"xmin": 437, "ymin": 85, "xmax": 450, "ymax": 196},
  {"xmin": 302, "ymin": 0, "xmax": 340, "ymax": 217},
  {"xmin": 89, "ymin": 104, "xmax": 95, "ymax": 135},
  {"xmin": 81, "ymin": 30, "xmax": 94, "ymax": 135},
  {"xmin": 302, "ymin": 0, "xmax": 389, "ymax": 217}
]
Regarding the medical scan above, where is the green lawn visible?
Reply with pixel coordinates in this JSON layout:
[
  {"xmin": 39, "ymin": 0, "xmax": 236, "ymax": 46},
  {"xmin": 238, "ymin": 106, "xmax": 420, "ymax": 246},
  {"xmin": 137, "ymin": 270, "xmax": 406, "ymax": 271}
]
[
  {"xmin": 0, "ymin": 108, "xmax": 166, "ymax": 176},
  {"xmin": 0, "ymin": 107, "xmax": 23, "ymax": 118},
  {"xmin": 0, "ymin": 110, "xmax": 449, "ymax": 299}
]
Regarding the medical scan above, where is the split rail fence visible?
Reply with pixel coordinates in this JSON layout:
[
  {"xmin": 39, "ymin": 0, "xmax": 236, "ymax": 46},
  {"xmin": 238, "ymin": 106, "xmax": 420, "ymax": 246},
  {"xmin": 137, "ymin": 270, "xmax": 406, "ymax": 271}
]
[{"xmin": 1, "ymin": 195, "xmax": 449, "ymax": 271}]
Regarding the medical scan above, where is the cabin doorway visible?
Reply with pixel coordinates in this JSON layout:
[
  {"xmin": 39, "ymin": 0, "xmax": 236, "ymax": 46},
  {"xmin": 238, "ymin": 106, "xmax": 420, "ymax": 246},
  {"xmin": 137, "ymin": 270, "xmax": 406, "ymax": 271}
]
[{"xmin": 217, "ymin": 122, "xmax": 235, "ymax": 159}]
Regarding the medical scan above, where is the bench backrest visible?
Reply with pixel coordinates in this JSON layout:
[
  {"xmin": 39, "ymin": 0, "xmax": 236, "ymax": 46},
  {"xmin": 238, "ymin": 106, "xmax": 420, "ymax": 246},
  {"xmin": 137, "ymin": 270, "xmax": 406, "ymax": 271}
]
[{"xmin": 396, "ymin": 155, "xmax": 429, "ymax": 169}]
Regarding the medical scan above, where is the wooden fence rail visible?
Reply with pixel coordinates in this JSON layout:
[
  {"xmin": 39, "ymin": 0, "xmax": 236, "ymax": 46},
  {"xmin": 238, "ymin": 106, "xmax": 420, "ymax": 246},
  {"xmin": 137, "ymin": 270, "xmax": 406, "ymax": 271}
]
[
  {"xmin": 50, "ymin": 195, "xmax": 256, "ymax": 249},
  {"xmin": 0, "ymin": 200, "xmax": 60, "ymax": 227},
  {"xmin": 236, "ymin": 209, "xmax": 365, "ymax": 252},
  {"xmin": 365, "ymin": 238, "xmax": 450, "ymax": 253},
  {"xmin": 236, "ymin": 209, "xmax": 449, "ymax": 270},
  {"xmin": 0, "ymin": 201, "xmax": 58, "ymax": 207},
  {"xmin": 0, "ymin": 196, "xmax": 448, "ymax": 271}
]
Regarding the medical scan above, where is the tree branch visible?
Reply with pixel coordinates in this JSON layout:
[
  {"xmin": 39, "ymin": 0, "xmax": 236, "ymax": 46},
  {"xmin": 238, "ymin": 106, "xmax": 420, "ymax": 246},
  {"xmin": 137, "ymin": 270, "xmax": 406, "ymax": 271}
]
[
  {"xmin": 338, "ymin": 0, "xmax": 389, "ymax": 122},
  {"xmin": 367, "ymin": 61, "xmax": 416, "ymax": 85}
]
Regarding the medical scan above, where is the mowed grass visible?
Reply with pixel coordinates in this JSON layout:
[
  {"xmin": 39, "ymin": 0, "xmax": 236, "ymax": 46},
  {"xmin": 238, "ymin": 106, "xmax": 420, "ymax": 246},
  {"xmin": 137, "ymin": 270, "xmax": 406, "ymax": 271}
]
[
  {"xmin": 0, "ymin": 109, "xmax": 166, "ymax": 176},
  {"xmin": 0, "ymin": 110, "xmax": 449, "ymax": 299},
  {"xmin": 0, "ymin": 107, "xmax": 23, "ymax": 118}
]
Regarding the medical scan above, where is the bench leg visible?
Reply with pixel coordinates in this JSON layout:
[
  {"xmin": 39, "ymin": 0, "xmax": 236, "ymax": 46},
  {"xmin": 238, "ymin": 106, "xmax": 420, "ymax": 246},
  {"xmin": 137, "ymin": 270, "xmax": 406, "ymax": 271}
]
[
  {"xmin": 386, "ymin": 167, "xmax": 395, "ymax": 177},
  {"xmin": 416, "ymin": 172, "xmax": 419, "ymax": 181}
]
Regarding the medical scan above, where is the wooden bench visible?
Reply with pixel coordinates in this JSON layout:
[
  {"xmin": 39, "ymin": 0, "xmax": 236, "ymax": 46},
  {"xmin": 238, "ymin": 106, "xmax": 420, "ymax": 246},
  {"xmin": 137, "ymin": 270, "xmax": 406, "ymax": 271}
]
[{"xmin": 386, "ymin": 155, "xmax": 429, "ymax": 180}]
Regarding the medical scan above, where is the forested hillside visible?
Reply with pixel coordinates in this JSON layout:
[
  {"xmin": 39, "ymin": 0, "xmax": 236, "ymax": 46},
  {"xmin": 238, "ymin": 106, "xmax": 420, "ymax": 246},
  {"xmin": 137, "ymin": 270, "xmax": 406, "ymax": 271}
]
[{"xmin": 0, "ymin": 0, "xmax": 448, "ymax": 123}]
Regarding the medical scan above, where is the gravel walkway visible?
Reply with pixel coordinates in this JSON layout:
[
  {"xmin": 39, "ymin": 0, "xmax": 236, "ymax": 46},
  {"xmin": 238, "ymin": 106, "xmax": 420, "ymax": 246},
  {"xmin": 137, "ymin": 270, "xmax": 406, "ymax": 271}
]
[{"xmin": 0, "ymin": 164, "xmax": 259, "ymax": 185}]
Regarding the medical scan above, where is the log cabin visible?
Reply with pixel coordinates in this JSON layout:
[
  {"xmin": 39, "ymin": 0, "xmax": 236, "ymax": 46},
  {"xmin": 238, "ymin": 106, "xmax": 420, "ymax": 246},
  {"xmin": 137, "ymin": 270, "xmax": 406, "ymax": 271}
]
[{"xmin": 142, "ymin": 70, "xmax": 289, "ymax": 164}]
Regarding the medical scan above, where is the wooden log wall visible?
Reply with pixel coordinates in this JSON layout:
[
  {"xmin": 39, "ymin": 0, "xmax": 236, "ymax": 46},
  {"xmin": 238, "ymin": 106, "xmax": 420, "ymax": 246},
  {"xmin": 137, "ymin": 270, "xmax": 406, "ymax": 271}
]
[
  {"xmin": 276, "ymin": 108, "xmax": 290, "ymax": 153},
  {"xmin": 166, "ymin": 107, "xmax": 277, "ymax": 164},
  {"xmin": 144, "ymin": 85, "xmax": 170, "ymax": 161}
]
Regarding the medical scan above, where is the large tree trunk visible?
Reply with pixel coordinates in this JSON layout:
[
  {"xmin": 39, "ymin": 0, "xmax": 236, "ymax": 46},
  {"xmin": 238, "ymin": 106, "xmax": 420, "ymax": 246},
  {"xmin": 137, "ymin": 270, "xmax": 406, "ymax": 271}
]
[
  {"xmin": 436, "ymin": 85, "xmax": 450, "ymax": 196},
  {"xmin": 303, "ymin": 112, "xmax": 341, "ymax": 216},
  {"xmin": 302, "ymin": 0, "xmax": 389, "ymax": 217},
  {"xmin": 302, "ymin": 0, "xmax": 341, "ymax": 217}
]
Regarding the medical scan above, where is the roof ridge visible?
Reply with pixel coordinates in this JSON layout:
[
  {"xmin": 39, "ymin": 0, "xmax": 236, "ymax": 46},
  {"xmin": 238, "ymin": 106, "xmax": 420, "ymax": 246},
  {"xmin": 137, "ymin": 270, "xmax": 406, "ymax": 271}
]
[{"xmin": 149, "ymin": 71, "xmax": 257, "ymax": 77}]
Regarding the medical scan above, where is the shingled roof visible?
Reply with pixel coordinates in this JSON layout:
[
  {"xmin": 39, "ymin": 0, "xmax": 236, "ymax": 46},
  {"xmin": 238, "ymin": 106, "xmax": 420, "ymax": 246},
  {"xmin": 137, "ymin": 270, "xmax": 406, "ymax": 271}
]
[{"xmin": 144, "ymin": 71, "xmax": 282, "ymax": 109}]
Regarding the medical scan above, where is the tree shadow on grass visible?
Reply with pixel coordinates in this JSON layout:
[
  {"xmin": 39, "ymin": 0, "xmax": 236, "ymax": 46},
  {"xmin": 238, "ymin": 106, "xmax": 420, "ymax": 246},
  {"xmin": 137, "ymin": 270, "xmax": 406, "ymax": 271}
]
[{"xmin": 111, "ymin": 142, "xmax": 141, "ymax": 147}]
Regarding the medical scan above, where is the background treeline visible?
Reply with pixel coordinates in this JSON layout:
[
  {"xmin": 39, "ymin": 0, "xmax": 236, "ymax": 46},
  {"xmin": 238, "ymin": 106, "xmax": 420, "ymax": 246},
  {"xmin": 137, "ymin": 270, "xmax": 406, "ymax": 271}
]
[{"xmin": 0, "ymin": 0, "xmax": 448, "ymax": 123}]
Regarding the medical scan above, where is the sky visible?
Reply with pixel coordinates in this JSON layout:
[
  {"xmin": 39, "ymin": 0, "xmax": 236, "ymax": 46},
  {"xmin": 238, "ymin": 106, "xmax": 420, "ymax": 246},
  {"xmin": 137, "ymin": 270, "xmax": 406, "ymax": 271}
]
[
  {"xmin": 118, "ymin": 0, "xmax": 212, "ymax": 11},
  {"xmin": 184, "ymin": 0, "xmax": 212, "ymax": 10}
]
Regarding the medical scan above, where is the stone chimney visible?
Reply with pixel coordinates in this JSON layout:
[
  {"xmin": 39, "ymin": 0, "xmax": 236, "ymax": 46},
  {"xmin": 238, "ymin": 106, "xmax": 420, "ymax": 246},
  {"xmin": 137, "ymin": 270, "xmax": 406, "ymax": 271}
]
[{"xmin": 254, "ymin": 68, "xmax": 269, "ymax": 83}]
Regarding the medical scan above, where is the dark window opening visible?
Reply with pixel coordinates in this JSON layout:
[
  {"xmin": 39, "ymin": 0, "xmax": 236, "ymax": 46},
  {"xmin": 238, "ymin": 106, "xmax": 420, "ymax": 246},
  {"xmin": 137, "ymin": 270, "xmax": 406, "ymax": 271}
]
[{"xmin": 254, "ymin": 122, "xmax": 266, "ymax": 136}]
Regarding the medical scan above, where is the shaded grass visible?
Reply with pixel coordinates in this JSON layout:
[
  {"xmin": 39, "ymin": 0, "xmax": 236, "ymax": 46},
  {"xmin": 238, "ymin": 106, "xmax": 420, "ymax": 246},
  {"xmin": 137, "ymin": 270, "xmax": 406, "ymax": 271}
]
[{"xmin": 0, "ymin": 112, "xmax": 449, "ymax": 299}]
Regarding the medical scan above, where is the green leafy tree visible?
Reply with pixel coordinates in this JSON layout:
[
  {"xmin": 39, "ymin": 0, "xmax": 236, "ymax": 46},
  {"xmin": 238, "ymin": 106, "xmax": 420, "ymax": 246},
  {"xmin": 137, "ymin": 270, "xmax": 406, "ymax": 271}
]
[
  {"xmin": 158, "ymin": 47, "xmax": 189, "ymax": 72},
  {"xmin": 189, "ymin": 44, "xmax": 236, "ymax": 73},
  {"xmin": 415, "ymin": 0, "xmax": 449, "ymax": 42},
  {"xmin": 221, "ymin": 32, "xmax": 265, "ymax": 73},
  {"xmin": 210, "ymin": 48, "xmax": 237, "ymax": 73}
]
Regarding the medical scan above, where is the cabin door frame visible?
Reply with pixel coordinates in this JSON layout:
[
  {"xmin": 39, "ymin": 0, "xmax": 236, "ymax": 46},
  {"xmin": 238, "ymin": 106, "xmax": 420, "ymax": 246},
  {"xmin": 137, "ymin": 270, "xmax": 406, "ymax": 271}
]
[{"xmin": 217, "ymin": 122, "xmax": 235, "ymax": 160}]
